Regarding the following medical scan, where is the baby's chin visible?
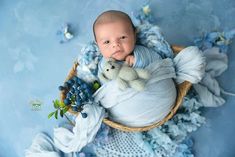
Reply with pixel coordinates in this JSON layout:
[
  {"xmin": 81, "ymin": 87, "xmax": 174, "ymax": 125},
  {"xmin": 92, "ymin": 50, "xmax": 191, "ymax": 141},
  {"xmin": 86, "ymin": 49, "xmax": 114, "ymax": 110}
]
[
  {"xmin": 104, "ymin": 55, "xmax": 124, "ymax": 61},
  {"xmin": 112, "ymin": 56, "xmax": 126, "ymax": 61},
  {"xmin": 111, "ymin": 53, "xmax": 128, "ymax": 61},
  {"xmin": 104, "ymin": 57, "xmax": 123, "ymax": 61}
]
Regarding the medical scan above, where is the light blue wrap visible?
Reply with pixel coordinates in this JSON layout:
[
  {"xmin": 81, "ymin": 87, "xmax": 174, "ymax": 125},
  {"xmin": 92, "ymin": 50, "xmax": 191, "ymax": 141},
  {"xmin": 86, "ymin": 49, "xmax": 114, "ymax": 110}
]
[
  {"xmin": 53, "ymin": 103, "xmax": 105, "ymax": 153},
  {"xmin": 95, "ymin": 59, "xmax": 177, "ymax": 127},
  {"xmin": 94, "ymin": 46, "xmax": 205, "ymax": 127}
]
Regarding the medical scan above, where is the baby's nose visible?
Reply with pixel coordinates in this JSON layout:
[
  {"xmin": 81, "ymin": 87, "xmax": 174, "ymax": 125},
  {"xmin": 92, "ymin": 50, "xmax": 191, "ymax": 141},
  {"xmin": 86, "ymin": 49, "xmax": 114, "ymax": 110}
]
[{"xmin": 112, "ymin": 40, "xmax": 120, "ymax": 48}]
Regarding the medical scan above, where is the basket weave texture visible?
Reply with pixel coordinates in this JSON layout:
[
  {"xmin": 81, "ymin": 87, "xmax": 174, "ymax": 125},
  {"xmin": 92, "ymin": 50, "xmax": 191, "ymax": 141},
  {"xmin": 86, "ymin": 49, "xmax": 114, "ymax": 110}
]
[{"xmin": 60, "ymin": 45, "xmax": 192, "ymax": 132}]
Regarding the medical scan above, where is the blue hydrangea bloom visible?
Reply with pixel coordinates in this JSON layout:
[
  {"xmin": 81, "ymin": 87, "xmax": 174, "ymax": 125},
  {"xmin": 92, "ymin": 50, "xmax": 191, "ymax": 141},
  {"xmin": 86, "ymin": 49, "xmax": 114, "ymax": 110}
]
[{"xmin": 194, "ymin": 29, "xmax": 235, "ymax": 53}]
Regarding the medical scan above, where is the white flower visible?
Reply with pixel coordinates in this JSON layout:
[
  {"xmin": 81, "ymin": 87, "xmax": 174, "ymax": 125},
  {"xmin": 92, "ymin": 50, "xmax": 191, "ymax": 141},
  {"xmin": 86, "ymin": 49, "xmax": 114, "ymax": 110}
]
[{"xmin": 143, "ymin": 5, "xmax": 151, "ymax": 15}]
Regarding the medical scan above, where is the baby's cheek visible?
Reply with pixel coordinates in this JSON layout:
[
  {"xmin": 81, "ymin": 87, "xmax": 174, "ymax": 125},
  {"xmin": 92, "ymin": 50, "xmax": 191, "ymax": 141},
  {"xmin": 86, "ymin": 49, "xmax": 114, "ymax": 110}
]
[{"xmin": 100, "ymin": 48, "xmax": 111, "ymax": 58}]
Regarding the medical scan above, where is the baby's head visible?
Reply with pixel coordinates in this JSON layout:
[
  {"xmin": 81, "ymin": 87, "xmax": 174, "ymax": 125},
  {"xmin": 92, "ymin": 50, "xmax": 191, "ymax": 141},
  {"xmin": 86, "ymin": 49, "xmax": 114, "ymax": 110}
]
[{"xmin": 93, "ymin": 10, "xmax": 136, "ymax": 61}]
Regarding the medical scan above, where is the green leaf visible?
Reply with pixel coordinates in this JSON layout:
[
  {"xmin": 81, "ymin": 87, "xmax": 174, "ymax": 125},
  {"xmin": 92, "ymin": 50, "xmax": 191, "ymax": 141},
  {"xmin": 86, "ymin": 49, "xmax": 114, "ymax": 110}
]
[
  {"xmin": 48, "ymin": 112, "xmax": 55, "ymax": 119},
  {"xmin": 62, "ymin": 106, "xmax": 69, "ymax": 114},
  {"xmin": 93, "ymin": 81, "xmax": 101, "ymax": 91},
  {"xmin": 55, "ymin": 99, "xmax": 60, "ymax": 104},
  {"xmin": 59, "ymin": 101, "xmax": 65, "ymax": 108},
  {"xmin": 53, "ymin": 100, "xmax": 60, "ymax": 109},
  {"xmin": 55, "ymin": 110, "xmax": 58, "ymax": 119},
  {"xmin": 60, "ymin": 110, "xmax": 64, "ymax": 118}
]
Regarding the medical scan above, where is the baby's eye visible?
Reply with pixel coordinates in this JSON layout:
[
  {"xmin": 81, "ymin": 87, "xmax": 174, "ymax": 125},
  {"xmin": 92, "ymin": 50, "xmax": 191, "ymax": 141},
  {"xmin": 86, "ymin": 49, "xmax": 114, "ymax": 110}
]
[
  {"xmin": 120, "ymin": 36, "xmax": 127, "ymax": 39},
  {"xmin": 103, "ymin": 40, "xmax": 110, "ymax": 44}
]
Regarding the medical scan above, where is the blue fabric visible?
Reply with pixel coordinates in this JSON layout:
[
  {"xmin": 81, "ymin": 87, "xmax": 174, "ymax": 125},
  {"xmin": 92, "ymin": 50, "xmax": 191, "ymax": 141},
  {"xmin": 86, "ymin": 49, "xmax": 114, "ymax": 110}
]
[
  {"xmin": 95, "ymin": 59, "xmax": 177, "ymax": 127},
  {"xmin": 95, "ymin": 46, "xmax": 205, "ymax": 127},
  {"xmin": 133, "ymin": 45, "xmax": 162, "ymax": 68},
  {"xmin": 53, "ymin": 103, "xmax": 105, "ymax": 153},
  {"xmin": 136, "ymin": 24, "xmax": 174, "ymax": 59},
  {"xmin": 193, "ymin": 48, "xmax": 228, "ymax": 107}
]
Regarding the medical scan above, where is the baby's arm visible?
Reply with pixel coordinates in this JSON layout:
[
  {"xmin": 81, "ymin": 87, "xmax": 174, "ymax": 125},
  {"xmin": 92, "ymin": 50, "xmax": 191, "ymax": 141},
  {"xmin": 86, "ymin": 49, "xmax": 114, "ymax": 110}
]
[
  {"xmin": 125, "ymin": 55, "xmax": 135, "ymax": 66},
  {"xmin": 133, "ymin": 46, "xmax": 162, "ymax": 68}
]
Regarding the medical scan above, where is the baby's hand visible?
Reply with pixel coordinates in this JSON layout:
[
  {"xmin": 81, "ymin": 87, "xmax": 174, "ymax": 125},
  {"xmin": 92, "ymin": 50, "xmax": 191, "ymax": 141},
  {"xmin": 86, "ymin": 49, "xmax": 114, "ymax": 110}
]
[{"xmin": 125, "ymin": 55, "xmax": 135, "ymax": 66}]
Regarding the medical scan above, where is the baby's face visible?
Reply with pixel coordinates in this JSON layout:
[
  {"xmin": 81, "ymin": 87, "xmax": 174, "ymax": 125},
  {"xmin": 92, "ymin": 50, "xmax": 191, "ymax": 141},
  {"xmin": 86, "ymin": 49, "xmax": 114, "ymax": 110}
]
[{"xmin": 95, "ymin": 20, "xmax": 136, "ymax": 61}]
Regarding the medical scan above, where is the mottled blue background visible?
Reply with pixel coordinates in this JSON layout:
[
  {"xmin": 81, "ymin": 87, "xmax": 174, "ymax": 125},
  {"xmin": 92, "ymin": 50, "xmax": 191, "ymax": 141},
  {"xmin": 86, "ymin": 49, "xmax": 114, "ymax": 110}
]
[{"xmin": 0, "ymin": 0, "xmax": 235, "ymax": 157}]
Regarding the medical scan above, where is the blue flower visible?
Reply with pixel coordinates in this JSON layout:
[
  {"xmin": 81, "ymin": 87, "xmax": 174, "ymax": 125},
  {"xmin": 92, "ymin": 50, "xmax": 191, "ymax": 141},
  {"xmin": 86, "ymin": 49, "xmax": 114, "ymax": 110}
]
[
  {"xmin": 133, "ymin": 5, "xmax": 155, "ymax": 25},
  {"xmin": 194, "ymin": 29, "xmax": 235, "ymax": 53},
  {"xmin": 56, "ymin": 23, "xmax": 74, "ymax": 44}
]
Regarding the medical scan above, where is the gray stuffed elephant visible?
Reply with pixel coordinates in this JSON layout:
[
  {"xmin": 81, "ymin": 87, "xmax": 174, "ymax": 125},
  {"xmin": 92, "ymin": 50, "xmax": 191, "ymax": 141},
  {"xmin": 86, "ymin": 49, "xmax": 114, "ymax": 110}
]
[{"xmin": 98, "ymin": 59, "xmax": 150, "ymax": 91}]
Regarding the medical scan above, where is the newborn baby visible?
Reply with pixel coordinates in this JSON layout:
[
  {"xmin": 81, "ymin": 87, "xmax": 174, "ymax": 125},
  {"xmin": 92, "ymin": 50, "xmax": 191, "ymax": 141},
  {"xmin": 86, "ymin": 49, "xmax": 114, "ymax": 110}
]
[{"xmin": 93, "ymin": 10, "xmax": 205, "ymax": 127}]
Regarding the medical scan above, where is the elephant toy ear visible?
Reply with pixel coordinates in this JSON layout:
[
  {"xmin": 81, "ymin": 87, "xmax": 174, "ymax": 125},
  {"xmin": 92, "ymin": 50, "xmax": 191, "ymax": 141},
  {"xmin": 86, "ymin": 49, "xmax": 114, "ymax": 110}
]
[{"xmin": 107, "ymin": 58, "xmax": 115, "ymax": 62}]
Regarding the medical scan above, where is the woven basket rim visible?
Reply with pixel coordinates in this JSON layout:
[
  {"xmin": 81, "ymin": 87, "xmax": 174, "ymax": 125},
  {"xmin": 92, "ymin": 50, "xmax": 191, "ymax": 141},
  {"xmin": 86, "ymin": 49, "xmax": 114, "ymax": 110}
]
[{"xmin": 60, "ymin": 45, "xmax": 191, "ymax": 132}]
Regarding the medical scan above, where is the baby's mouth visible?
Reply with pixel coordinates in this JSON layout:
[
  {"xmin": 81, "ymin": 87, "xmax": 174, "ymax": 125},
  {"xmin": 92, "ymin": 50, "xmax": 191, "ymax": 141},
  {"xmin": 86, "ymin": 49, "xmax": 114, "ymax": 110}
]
[{"xmin": 111, "ymin": 50, "xmax": 122, "ymax": 57}]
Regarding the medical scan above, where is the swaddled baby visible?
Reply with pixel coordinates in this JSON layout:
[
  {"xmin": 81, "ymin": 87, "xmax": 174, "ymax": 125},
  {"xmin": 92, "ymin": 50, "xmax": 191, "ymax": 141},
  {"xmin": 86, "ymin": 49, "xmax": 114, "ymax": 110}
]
[{"xmin": 93, "ymin": 10, "xmax": 205, "ymax": 127}]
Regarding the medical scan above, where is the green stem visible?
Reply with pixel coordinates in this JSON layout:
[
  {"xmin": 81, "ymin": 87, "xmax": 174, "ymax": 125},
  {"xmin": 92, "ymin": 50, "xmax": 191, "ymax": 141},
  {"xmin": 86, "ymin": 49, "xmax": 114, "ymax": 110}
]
[{"xmin": 64, "ymin": 114, "xmax": 75, "ymax": 126}]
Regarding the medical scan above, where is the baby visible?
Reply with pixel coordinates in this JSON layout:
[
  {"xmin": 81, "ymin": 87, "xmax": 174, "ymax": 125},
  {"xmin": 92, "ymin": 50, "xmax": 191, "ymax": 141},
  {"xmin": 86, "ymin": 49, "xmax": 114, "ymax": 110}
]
[
  {"xmin": 93, "ymin": 10, "xmax": 161, "ymax": 69},
  {"xmin": 93, "ymin": 10, "xmax": 205, "ymax": 127}
]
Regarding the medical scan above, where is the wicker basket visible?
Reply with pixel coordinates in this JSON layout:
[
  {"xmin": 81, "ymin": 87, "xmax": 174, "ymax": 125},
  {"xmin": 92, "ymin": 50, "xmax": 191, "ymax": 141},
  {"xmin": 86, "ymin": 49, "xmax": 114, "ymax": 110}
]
[{"xmin": 60, "ymin": 45, "xmax": 192, "ymax": 132}]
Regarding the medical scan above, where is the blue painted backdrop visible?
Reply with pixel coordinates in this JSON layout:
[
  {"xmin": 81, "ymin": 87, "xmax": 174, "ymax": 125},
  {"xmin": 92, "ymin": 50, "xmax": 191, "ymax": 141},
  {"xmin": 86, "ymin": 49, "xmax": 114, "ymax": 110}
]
[{"xmin": 0, "ymin": 0, "xmax": 235, "ymax": 157}]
